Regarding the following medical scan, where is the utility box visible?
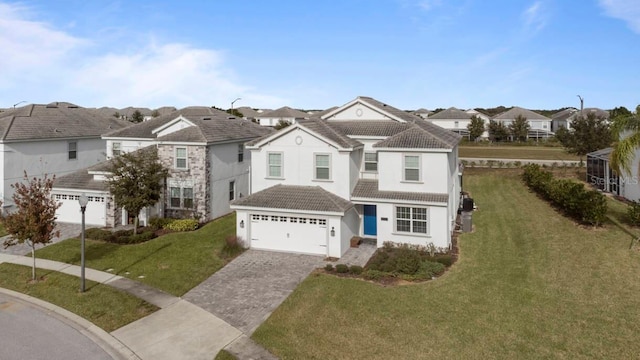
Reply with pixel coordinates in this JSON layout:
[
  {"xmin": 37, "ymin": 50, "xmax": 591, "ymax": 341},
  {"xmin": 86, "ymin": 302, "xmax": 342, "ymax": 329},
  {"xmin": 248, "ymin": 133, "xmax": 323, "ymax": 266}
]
[
  {"xmin": 462, "ymin": 211, "xmax": 472, "ymax": 232},
  {"xmin": 463, "ymin": 198, "xmax": 474, "ymax": 212}
]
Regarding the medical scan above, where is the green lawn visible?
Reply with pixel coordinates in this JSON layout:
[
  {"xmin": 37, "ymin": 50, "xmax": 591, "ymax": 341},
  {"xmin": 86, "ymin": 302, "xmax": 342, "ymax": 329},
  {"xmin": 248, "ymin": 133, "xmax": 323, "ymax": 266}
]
[
  {"xmin": 35, "ymin": 214, "xmax": 237, "ymax": 296},
  {"xmin": 0, "ymin": 263, "xmax": 157, "ymax": 332},
  {"xmin": 459, "ymin": 145, "xmax": 580, "ymax": 161},
  {"xmin": 252, "ymin": 169, "xmax": 640, "ymax": 359},
  {"xmin": 0, "ymin": 221, "xmax": 7, "ymax": 237}
]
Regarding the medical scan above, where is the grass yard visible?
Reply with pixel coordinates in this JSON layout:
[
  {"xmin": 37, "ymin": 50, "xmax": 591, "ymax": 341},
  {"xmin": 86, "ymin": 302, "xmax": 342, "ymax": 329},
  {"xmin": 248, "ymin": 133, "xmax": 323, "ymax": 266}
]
[
  {"xmin": 459, "ymin": 145, "xmax": 580, "ymax": 161},
  {"xmin": 0, "ymin": 263, "xmax": 157, "ymax": 331},
  {"xmin": 35, "ymin": 213, "xmax": 237, "ymax": 296},
  {"xmin": 253, "ymin": 169, "xmax": 640, "ymax": 359}
]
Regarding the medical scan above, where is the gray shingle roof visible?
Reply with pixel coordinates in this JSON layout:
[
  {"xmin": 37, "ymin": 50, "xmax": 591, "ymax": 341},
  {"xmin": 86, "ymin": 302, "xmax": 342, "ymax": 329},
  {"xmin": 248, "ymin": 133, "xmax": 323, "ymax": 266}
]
[
  {"xmin": 493, "ymin": 107, "xmax": 550, "ymax": 121},
  {"xmin": 53, "ymin": 146, "xmax": 156, "ymax": 191},
  {"xmin": 373, "ymin": 125, "xmax": 458, "ymax": 149},
  {"xmin": 328, "ymin": 120, "xmax": 412, "ymax": 137},
  {"xmin": 105, "ymin": 107, "xmax": 272, "ymax": 143},
  {"xmin": 0, "ymin": 103, "xmax": 131, "ymax": 142},
  {"xmin": 296, "ymin": 119, "xmax": 362, "ymax": 148},
  {"xmin": 428, "ymin": 107, "xmax": 472, "ymax": 120},
  {"xmin": 232, "ymin": 184, "xmax": 354, "ymax": 213},
  {"xmin": 257, "ymin": 106, "xmax": 308, "ymax": 119},
  {"xmin": 357, "ymin": 96, "xmax": 421, "ymax": 122},
  {"xmin": 352, "ymin": 179, "xmax": 448, "ymax": 203}
]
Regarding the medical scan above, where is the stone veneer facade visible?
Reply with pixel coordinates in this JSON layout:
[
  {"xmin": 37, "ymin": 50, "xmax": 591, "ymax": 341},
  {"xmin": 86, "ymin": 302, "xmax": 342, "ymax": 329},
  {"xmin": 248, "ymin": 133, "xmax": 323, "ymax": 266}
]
[{"xmin": 158, "ymin": 144, "xmax": 210, "ymax": 220}]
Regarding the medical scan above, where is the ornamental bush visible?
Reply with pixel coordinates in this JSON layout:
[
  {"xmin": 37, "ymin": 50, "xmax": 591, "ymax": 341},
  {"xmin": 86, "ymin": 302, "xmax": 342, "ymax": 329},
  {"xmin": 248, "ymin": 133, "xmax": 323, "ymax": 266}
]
[
  {"xmin": 335, "ymin": 264, "xmax": 349, "ymax": 273},
  {"xmin": 84, "ymin": 228, "xmax": 115, "ymax": 242},
  {"xmin": 628, "ymin": 201, "xmax": 640, "ymax": 226},
  {"xmin": 164, "ymin": 219, "xmax": 199, "ymax": 232}
]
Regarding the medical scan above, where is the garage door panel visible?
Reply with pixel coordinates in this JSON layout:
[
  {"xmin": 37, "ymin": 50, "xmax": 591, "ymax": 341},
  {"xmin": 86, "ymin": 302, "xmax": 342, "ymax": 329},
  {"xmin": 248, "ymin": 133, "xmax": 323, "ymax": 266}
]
[
  {"xmin": 54, "ymin": 194, "xmax": 106, "ymax": 226},
  {"xmin": 249, "ymin": 215, "xmax": 327, "ymax": 255}
]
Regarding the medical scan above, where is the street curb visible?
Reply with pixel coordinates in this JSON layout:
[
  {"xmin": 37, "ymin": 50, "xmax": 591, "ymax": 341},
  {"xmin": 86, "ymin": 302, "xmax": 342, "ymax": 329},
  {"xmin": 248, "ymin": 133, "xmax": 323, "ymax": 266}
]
[{"xmin": 0, "ymin": 287, "xmax": 141, "ymax": 360}]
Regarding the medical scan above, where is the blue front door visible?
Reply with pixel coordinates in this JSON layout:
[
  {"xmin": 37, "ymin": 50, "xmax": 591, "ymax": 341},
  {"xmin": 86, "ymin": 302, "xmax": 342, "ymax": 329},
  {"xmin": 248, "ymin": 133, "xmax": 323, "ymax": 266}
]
[{"xmin": 363, "ymin": 205, "xmax": 377, "ymax": 236}]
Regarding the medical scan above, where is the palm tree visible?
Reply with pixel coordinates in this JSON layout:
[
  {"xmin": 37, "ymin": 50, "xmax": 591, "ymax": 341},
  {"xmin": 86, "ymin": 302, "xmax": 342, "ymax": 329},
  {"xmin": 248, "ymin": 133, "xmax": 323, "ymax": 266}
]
[{"xmin": 610, "ymin": 105, "xmax": 640, "ymax": 175}]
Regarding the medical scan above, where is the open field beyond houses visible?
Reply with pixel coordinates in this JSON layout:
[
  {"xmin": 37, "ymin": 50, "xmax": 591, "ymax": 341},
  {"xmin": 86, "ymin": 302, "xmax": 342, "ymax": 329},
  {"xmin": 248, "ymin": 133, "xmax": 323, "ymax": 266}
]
[
  {"xmin": 253, "ymin": 169, "xmax": 640, "ymax": 359},
  {"xmin": 459, "ymin": 146, "xmax": 580, "ymax": 161}
]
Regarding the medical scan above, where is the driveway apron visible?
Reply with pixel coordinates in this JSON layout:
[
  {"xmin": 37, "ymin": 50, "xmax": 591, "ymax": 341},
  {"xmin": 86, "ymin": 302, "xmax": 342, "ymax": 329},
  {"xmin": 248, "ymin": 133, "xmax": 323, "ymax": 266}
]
[{"xmin": 184, "ymin": 249, "xmax": 323, "ymax": 335}]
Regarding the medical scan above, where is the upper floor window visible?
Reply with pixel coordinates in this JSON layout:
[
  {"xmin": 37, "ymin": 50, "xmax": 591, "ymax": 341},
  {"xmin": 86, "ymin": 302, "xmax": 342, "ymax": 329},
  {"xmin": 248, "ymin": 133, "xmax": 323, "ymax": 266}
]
[
  {"xmin": 229, "ymin": 180, "xmax": 236, "ymax": 201},
  {"xmin": 112, "ymin": 142, "xmax": 121, "ymax": 156},
  {"xmin": 403, "ymin": 155, "xmax": 420, "ymax": 182},
  {"xmin": 454, "ymin": 121, "xmax": 459, "ymax": 128},
  {"xmin": 267, "ymin": 152, "xmax": 283, "ymax": 178},
  {"xmin": 364, "ymin": 152, "xmax": 378, "ymax": 172},
  {"xmin": 314, "ymin": 154, "xmax": 331, "ymax": 180},
  {"xmin": 175, "ymin": 147, "xmax": 187, "ymax": 169},
  {"xmin": 68, "ymin": 141, "xmax": 77, "ymax": 160},
  {"xmin": 396, "ymin": 206, "xmax": 428, "ymax": 234},
  {"xmin": 238, "ymin": 144, "xmax": 244, "ymax": 163}
]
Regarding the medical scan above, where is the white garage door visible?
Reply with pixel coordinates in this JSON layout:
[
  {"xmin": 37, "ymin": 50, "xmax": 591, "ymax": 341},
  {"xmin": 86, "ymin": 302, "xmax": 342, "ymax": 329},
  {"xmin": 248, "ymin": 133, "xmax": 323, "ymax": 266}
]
[
  {"xmin": 54, "ymin": 193, "xmax": 107, "ymax": 226},
  {"xmin": 249, "ymin": 214, "xmax": 327, "ymax": 255}
]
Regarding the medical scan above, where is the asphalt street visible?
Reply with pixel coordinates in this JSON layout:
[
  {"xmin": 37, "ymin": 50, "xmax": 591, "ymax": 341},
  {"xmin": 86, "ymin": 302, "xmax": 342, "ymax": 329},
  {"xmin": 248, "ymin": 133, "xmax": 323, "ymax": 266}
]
[{"xmin": 0, "ymin": 292, "xmax": 113, "ymax": 360}]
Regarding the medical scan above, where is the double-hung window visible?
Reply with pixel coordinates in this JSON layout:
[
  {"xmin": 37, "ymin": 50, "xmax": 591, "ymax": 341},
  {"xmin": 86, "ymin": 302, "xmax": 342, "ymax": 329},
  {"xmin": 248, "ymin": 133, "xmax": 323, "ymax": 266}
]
[
  {"xmin": 314, "ymin": 154, "xmax": 331, "ymax": 180},
  {"xmin": 170, "ymin": 186, "xmax": 193, "ymax": 208},
  {"xmin": 267, "ymin": 152, "xmax": 283, "ymax": 178},
  {"xmin": 175, "ymin": 147, "xmax": 187, "ymax": 169},
  {"xmin": 229, "ymin": 181, "xmax": 235, "ymax": 201},
  {"xmin": 112, "ymin": 142, "xmax": 121, "ymax": 156},
  {"xmin": 403, "ymin": 155, "xmax": 420, "ymax": 182},
  {"xmin": 68, "ymin": 141, "xmax": 77, "ymax": 160},
  {"xmin": 364, "ymin": 152, "xmax": 378, "ymax": 172},
  {"xmin": 396, "ymin": 207, "xmax": 428, "ymax": 234},
  {"xmin": 238, "ymin": 144, "xmax": 244, "ymax": 163}
]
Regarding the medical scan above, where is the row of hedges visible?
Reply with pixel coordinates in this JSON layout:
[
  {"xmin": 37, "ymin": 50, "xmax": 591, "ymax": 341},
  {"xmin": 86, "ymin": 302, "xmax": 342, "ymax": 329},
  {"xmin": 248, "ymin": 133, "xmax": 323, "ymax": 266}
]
[
  {"xmin": 522, "ymin": 164, "xmax": 607, "ymax": 226},
  {"xmin": 84, "ymin": 227, "xmax": 157, "ymax": 245},
  {"xmin": 149, "ymin": 217, "xmax": 199, "ymax": 232}
]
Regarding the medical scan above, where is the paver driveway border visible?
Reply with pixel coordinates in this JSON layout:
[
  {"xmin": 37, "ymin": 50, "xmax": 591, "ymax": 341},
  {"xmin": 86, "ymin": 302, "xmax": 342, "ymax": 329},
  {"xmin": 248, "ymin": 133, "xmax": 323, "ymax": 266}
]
[{"xmin": 184, "ymin": 249, "xmax": 325, "ymax": 335}]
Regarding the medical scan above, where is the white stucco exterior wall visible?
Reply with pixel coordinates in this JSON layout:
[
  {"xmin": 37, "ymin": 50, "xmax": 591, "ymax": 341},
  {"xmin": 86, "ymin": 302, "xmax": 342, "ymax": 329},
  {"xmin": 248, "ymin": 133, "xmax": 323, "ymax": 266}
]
[
  {"xmin": 105, "ymin": 139, "xmax": 156, "ymax": 158},
  {"xmin": 325, "ymin": 103, "xmax": 396, "ymax": 121},
  {"xmin": 377, "ymin": 151, "xmax": 450, "ymax": 194},
  {"xmin": 209, "ymin": 141, "xmax": 252, "ymax": 219},
  {"xmin": 375, "ymin": 203, "xmax": 449, "ymax": 249}
]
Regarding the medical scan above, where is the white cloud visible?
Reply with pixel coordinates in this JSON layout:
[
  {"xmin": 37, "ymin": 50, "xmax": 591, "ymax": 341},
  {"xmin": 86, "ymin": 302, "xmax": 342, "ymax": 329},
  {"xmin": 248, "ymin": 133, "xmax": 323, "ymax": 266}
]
[
  {"xmin": 0, "ymin": 2, "xmax": 284, "ymax": 109},
  {"xmin": 599, "ymin": 0, "xmax": 640, "ymax": 34},
  {"xmin": 522, "ymin": 1, "xmax": 548, "ymax": 34}
]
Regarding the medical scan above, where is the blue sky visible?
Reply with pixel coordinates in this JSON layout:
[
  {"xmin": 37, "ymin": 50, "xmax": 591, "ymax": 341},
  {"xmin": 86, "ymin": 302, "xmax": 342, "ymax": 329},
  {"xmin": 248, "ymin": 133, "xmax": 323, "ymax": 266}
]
[{"xmin": 0, "ymin": 0, "xmax": 638, "ymax": 111}]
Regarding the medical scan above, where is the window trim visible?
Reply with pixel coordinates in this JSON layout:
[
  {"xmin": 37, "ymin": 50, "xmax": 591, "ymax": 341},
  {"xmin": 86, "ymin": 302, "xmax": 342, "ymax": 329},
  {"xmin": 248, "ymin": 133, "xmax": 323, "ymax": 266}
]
[
  {"xmin": 395, "ymin": 206, "xmax": 429, "ymax": 236},
  {"xmin": 68, "ymin": 141, "xmax": 77, "ymax": 160},
  {"xmin": 112, "ymin": 142, "xmax": 122, "ymax": 157},
  {"xmin": 313, "ymin": 153, "xmax": 331, "ymax": 181},
  {"xmin": 364, "ymin": 152, "xmax": 378, "ymax": 172},
  {"xmin": 169, "ymin": 185, "xmax": 194, "ymax": 209},
  {"xmin": 229, "ymin": 180, "xmax": 235, "ymax": 201},
  {"xmin": 403, "ymin": 154, "xmax": 421, "ymax": 182},
  {"xmin": 267, "ymin": 152, "xmax": 283, "ymax": 178},
  {"xmin": 175, "ymin": 147, "xmax": 187, "ymax": 169}
]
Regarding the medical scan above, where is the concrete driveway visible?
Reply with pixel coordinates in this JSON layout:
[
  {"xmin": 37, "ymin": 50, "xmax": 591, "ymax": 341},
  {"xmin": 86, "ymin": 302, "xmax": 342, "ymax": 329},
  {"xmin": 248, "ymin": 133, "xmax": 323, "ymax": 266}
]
[{"xmin": 184, "ymin": 249, "xmax": 324, "ymax": 335}]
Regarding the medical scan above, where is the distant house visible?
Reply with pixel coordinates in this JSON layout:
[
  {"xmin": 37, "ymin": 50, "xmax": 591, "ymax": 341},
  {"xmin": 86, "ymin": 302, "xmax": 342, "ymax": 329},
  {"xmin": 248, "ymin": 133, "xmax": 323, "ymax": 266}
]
[
  {"xmin": 53, "ymin": 107, "xmax": 271, "ymax": 227},
  {"xmin": 236, "ymin": 106, "xmax": 261, "ymax": 122},
  {"xmin": 492, "ymin": 106, "xmax": 553, "ymax": 139},
  {"xmin": 428, "ymin": 107, "xmax": 489, "ymax": 139},
  {"xmin": 552, "ymin": 108, "xmax": 609, "ymax": 131},
  {"xmin": 0, "ymin": 102, "xmax": 130, "ymax": 210},
  {"xmin": 232, "ymin": 96, "xmax": 462, "ymax": 258},
  {"xmin": 413, "ymin": 108, "xmax": 432, "ymax": 119},
  {"xmin": 255, "ymin": 106, "xmax": 308, "ymax": 127}
]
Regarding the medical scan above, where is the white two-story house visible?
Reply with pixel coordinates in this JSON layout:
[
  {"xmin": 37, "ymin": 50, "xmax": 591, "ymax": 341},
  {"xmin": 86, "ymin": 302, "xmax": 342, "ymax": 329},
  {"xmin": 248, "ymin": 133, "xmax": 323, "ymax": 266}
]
[
  {"xmin": 232, "ymin": 96, "xmax": 462, "ymax": 258},
  {"xmin": 492, "ymin": 106, "xmax": 553, "ymax": 139},
  {"xmin": 0, "ymin": 102, "xmax": 130, "ymax": 211},
  {"xmin": 53, "ymin": 107, "xmax": 271, "ymax": 227}
]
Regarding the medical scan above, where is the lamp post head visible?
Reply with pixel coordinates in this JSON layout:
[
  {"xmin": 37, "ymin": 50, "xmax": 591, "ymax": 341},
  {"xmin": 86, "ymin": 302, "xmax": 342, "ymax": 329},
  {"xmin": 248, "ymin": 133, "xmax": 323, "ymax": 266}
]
[{"xmin": 78, "ymin": 193, "xmax": 89, "ymax": 208}]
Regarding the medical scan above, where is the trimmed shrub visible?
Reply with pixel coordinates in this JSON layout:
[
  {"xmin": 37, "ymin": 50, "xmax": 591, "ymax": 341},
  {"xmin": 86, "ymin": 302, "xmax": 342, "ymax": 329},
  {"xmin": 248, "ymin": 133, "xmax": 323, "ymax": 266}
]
[
  {"xmin": 522, "ymin": 164, "xmax": 607, "ymax": 226},
  {"xmin": 349, "ymin": 265, "xmax": 363, "ymax": 275},
  {"xmin": 149, "ymin": 217, "xmax": 175, "ymax": 230},
  {"xmin": 164, "ymin": 219, "xmax": 199, "ymax": 232},
  {"xmin": 420, "ymin": 260, "xmax": 446, "ymax": 277},
  {"xmin": 628, "ymin": 201, "xmax": 640, "ymax": 226},
  {"xmin": 84, "ymin": 228, "xmax": 115, "ymax": 242},
  {"xmin": 335, "ymin": 264, "xmax": 349, "ymax": 273},
  {"xmin": 431, "ymin": 255, "xmax": 454, "ymax": 267},
  {"xmin": 324, "ymin": 264, "xmax": 334, "ymax": 272},
  {"xmin": 362, "ymin": 269, "xmax": 389, "ymax": 280},
  {"xmin": 221, "ymin": 235, "xmax": 244, "ymax": 258},
  {"xmin": 116, "ymin": 231, "xmax": 156, "ymax": 244},
  {"xmin": 394, "ymin": 248, "xmax": 422, "ymax": 274}
]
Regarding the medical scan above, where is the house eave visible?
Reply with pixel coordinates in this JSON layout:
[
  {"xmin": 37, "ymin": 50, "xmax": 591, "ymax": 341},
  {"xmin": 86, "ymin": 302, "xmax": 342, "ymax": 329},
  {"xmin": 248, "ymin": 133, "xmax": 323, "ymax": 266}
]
[{"xmin": 230, "ymin": 204, "xmax": 347, "ymax": 216}]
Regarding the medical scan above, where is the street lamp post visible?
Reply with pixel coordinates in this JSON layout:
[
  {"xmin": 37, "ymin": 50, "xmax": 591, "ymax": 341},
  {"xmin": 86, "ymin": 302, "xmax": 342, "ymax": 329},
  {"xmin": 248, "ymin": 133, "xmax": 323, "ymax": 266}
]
[
  {"xmin": 231, "ymin": 97, "xmax": 241, "ymax": 112},
  {"xmin": 78, "ymin": 194, "xmax": 89, "ymax": 292}
]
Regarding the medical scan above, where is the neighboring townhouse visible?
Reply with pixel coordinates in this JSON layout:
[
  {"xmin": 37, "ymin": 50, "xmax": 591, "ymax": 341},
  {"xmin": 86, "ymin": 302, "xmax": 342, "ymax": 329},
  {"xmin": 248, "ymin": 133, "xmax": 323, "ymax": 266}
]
[
  {"xmin": 235, "ymin": 106, "xmax": 261, "ymax": 122},
  {"xmin": 492, "ymin": 106, "xmax": 553, "ymax": 139},
  {"xmin": 552, "ymin": 107, "xmax": 609, "ymax": 131},
  {"xmin": 413, "ymin": 108, "xmax": 432, "ymax": 119},
  {"xmin": 0, "ymin": 102, "xmax": 130, "ymax": 210},
  {"xmin": 428, "ymin": 107, "xmax": 489, "ymax": 139},
  {"xmin": 53, "ymin": 107, "xmax": 271, "ymax": 227},
  {"xmin": 232, "ymin": 96, "xmax": 462, "ymax": 258},
  {"xmin": 255, "ymin": 106, "xmax": 308, "ymax": 127}
]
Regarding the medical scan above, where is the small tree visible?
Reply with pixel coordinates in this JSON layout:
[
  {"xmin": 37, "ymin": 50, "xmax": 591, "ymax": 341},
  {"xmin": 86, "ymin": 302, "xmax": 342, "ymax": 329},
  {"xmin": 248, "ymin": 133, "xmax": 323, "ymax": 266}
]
[
  {"xmin": 106, "ymin": 148, "xmax": 168, "ymax": 234},
  {"xmin": 509, "ymin": 115, "xmax": 530, "ymax": 142},
  {"xmin": 113, "ymin": 111, "xmax": 121, "ymax": 119},
  {"xmin": 151, "ymin": 109, "xmax": 160, "ymax": 118},
  {"xmin": 226, "ymin": 108, "xmax": 243, "ymax": 118},
  {"xmin": 557, "ymin": 112, "xmax": 612, "ymax": 160},
  {"xmin": 467, "ymin": 115, "xmax": 485, "ymax": 141},
  {"xmin": 3, "ymin": 173, "xmax": 61, "ymax": 281},
  {"xmin": 488, "ymin": 120, "xmax": 509, "ymax": 142},
  {"xmin": 130, "ymin": 110, "xmax": 144, "ymax": 123},
  {"xmin": 274, "ymin": 119, "xmax": 291, "ymax": 130}
]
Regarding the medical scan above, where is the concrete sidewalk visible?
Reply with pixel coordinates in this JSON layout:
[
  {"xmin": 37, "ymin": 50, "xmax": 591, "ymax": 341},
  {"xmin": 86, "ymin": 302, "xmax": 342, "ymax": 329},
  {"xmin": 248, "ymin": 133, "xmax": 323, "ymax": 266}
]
[{"xmin": 0, "ymin": 253, "xmax": 277, "ymax": 360}]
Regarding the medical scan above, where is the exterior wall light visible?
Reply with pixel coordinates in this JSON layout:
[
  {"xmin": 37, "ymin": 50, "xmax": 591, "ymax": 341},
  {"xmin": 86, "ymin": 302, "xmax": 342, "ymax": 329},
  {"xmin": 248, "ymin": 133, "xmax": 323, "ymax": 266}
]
[
  {"xmin": 330, "ymin": 227, "xmax": 335, "ymax": 237},
  {"xmin": 240, "ymin": 220, "xmax": 245, "ymax": 228}
]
